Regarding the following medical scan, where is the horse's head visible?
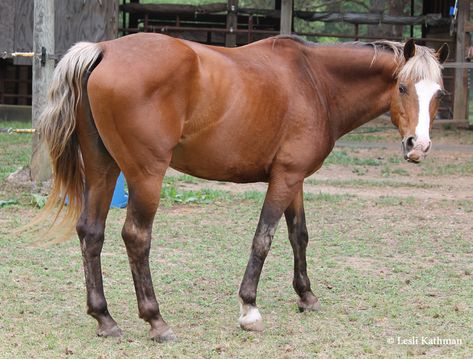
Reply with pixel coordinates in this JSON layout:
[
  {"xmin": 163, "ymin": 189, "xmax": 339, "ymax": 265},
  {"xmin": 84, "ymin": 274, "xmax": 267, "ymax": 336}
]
[{"xmin": 390, "ymin": 40, "xmax": 449, "ymax": 163}]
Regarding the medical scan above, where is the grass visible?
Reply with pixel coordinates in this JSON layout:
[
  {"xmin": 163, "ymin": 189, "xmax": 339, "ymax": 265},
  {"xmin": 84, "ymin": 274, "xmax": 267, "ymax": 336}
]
[
  {"xmin": 0, "ymin": 121, "xmax": 32, "ymax": 182},
  {"xmin": 306, "ymin": 178, "xmax": 435, "ymax": 190},
  {"xmin": 421, "ymin": 160, "xmax": 473, "ymax": 177},
  {"xmin": 1, "ymin": 194, "xmax": 472, "ymax": 358},
  {"xmin": 324, "ymin": 150, "xmax": 381, "ymax": 167}
]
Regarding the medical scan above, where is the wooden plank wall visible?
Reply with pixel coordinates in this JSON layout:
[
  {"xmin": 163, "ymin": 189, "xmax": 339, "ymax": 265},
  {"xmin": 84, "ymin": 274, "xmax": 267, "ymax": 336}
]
[
  {"xmin": 0, "ymin": 0, "xmax": 118, "ymax": 61},
  {"xmin": 55, "ymin": 0, "xmax": 118, "ymax": 56},
  {"xmin": 13, "ymin": 0, "xmax": 34, "ymax": 65},
  {"xmin": 0, "ymin": 0, "xmax": 15, "ymax": 54}
]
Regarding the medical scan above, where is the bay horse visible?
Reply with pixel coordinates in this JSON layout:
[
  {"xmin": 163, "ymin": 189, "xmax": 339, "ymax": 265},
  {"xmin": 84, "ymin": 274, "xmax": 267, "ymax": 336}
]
[{"xmin": 38, "ymin": 33, "xmax": 448, "ymax": 342}]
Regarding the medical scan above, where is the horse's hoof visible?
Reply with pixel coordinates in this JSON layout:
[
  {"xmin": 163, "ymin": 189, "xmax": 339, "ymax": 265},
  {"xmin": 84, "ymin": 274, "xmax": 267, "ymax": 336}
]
[
  {"xmin": 297, "ymin": 293, "xmax": 321, "ymax": 312},
  {"xmin": 150, "ymin": 328, "xmax": 177, "ymax": 343},
  {"xmin": 97, "ymin": 324, "xmax": 123, "ymax": 338},
  {"xmin": 239, "ymin": 304, "xmax": 264, "ymax": 332},
  {"xmin": 239, "ymin": 318, "xmax": 264, "ymax": 332}
]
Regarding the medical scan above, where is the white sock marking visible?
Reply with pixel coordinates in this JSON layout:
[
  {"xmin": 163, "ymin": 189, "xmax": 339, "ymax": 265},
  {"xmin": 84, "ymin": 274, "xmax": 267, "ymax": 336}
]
[
  {"xmin": 414, "ymin": 79, "xmax": 440, "ymax": 147},
  {"xmin": 238, "ymin": 302, "xmax": 262, "ymax": 326}
]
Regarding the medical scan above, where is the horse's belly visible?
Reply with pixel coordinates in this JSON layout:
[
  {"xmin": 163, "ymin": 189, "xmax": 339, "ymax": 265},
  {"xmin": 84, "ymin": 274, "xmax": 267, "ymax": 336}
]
[{"xmin": 169, "ymin": 141, "xmax": 271, "ymax": 183}]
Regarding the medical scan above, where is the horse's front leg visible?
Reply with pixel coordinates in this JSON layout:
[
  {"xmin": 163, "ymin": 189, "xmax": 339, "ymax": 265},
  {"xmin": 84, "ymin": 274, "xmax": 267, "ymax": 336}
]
[
  {"xmin": 284, "ymin": 185, "xmax": 320, "ymax": 312},
  {"xmin": 238, "ymin": 172, "xmax": 304, "ymax": 331}
]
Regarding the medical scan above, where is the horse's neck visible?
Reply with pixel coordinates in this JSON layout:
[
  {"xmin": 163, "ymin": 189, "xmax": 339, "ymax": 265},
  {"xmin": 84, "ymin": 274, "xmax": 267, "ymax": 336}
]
[{"xmin": 306, "ymin": 46, "xmax": 398, "ymax": 139}]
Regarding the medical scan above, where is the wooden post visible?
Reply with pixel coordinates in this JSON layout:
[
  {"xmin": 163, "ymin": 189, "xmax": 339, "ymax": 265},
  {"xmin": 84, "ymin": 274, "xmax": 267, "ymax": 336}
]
[
  {"xmin": 280, "ymin": 0, "xmax": 293, "ymax": 35},
  {"xmin": 453, "ymin": 0, "xmax": 469, "ymax": 122},
  {"xmin": 225, "ymin": 0, "xmax": 238, "ymax": 47},
  {"xmin": 31, "ymin": 0, "xmax": 54, "ymax": 182}
]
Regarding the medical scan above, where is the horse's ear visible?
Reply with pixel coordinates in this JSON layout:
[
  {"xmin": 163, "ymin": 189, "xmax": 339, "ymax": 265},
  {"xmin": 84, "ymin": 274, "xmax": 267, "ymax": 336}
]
[
  {"xmin": 436, "ymin": 43, "xmax": 449, "ymax": 64},
  {"xmin": 404, "ymin": 39, "xmax": 416, "ymax": 61}
]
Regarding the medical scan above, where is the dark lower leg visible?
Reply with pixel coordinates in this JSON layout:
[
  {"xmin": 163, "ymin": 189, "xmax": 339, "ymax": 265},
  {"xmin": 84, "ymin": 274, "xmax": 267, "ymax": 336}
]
[
  {"xmin": 238, "ymin": 200, "xmax": 284, "ymax": 331},
  {"xmin": 122, "ymin": 179, "xmax": 175, "ymax": 342},
  {"xmin": 77, "ymin": 184, "xmax": 121, "ymax": 336},
  {"xmin": 284, "ymin": 189, "xmax": 319, "ymax": 311},
  {"xmin": 238, "ymin": 174, "xmax": 305, "ymax": 330},
  {"xmin": 239, "ymin": 218, "xmax": 277, "ymax": 306}
]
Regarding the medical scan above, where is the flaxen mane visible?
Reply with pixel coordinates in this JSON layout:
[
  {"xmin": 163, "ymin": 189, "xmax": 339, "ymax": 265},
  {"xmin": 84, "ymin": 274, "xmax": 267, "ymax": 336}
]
[
  {"xmin": 276, "ymin": 35, "xmax": 443, "ymax": 83},
  {"xmin": 370, "ymin": 41, "xmax": 442, "ymax": 83}
]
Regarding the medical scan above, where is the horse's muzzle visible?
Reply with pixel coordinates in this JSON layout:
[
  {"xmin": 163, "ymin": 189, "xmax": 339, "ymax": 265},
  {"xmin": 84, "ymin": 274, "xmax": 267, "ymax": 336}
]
[{"xmin": 402, "ymin": 136, "xmax": 431, "ymax": 163}]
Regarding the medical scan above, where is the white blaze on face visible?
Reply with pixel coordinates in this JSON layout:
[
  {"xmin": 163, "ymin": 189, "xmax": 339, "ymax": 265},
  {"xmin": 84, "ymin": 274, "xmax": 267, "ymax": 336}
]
[{"xmin": 414, "ymin": 79, "xmax": 440, "ymax": 150}]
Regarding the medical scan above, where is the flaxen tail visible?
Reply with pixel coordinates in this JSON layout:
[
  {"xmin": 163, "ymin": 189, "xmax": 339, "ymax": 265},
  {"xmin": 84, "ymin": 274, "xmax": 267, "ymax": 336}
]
[{"xmin": 38, "ymin": 42, "xmax": 102, "ymax": 229}]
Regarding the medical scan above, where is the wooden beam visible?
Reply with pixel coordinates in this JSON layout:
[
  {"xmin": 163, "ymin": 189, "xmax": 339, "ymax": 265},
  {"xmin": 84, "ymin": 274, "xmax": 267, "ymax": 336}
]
[
  {"xmin": 31, "ymin": 0, "xmax": 54, "ymax": 182},
  {"xmin": 225, "ymin": 0, "xmax": 238, "ymax": 47},
  {"xmin": 280, "ymin": 0, "xmax": 293, "ymax": 35},
  {"xmin": 453, "ymin": 0, "xmax": 469, "ymax": 123},
  {"xmin": 465, "ymin": 21, "xmax": 473, "ymax": 33}
]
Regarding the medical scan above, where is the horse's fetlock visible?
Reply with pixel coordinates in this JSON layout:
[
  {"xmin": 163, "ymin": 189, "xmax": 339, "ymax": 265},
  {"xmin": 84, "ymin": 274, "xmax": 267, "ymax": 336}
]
[
  {"xmin": 87, "ymin": 298, "xmax": 108, "ymax": 318},
  {"xmin": 139, "ymin": 301, "xmax": 160, "ymax": 321},
  {"xmin": 238, "ymin": 288, "xmax": 256, "ymax": 306}
]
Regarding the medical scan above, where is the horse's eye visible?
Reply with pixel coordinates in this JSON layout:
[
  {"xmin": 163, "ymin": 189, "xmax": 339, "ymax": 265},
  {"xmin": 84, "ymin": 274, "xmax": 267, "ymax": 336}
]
[
  {"xmin": 399, "ymin": 84, "xmax": 407, "ymax": 94},
  {"xmin": 437, "ymin": 90, "xmax": 446, "ymax": 99}
]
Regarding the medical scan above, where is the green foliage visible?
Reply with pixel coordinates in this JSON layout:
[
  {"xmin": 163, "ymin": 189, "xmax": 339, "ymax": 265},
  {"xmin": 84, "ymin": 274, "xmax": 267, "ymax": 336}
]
[
  {"xmin": 161, "ymin": 184, "xmax": 232, "ymax": 204},
  {"xmin": 0, "ymin": 199, "xmax": 18, "ymax": 208},
  {"xmin": 0, "ymin": 121, "xmax": 31, "ymax": 182},
  {"xmin": 31, "ymin": 194, "xmax": 47, "ymax": 209}
]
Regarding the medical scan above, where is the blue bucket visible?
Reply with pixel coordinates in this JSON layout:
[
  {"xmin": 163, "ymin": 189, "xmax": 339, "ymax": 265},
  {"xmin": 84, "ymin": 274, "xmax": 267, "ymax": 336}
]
[{"xmin": 111, "ymin": 172, "xmax": 128, "ymax": 208}]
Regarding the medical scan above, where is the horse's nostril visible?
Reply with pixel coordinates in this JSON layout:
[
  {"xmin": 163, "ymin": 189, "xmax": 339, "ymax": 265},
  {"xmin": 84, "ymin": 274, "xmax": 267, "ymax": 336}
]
[
  {"xmin": 405, "ymin": 136, "xmax": 416, "ymax": 151},
  {"xmin": 402, "ymin": 136, "xmax": 416, "ymax": 154}
]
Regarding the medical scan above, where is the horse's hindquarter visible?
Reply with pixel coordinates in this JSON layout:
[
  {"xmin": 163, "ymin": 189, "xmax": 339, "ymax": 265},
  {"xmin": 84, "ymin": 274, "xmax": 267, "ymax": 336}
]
[
  {"xmin": 171, "ymin": 39, "xmax": 324, "ymax": 182},
  {"xmin": 88, "ymin": 34, "xmax": 206, "ymax": 180}
]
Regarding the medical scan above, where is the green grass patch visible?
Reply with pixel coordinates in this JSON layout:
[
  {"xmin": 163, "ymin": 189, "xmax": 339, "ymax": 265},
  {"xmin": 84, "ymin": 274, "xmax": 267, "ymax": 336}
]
[
  {"xmin": 374, "ymin": 195, "xmax": 416, "ymax": 206},
  {"xmin": 325, "ymin": 150, "xmax": 381, "ymax": 167},
  {"xmin": 342, "ymin": 133, "xmax": 384, "ymax": 142},
  {"xmin": 306, "ymin": 178, "xmax": 435, "ymax": 189},
  {"xmin": 0, "ymin": 121, "xmax": 32, "ymax": 182},
  {"xmin": 421, "ymin": 160, "xmax": 473, "ymax": 176},
  {"xmin": 381, "ymin": 165, "xmax": 410, "ymax": 177},
  {"xmin": 160, "ymin": 184, "xmax": 232, "ymax": 205},
  {"xmin": 164, "ymin": 174, "xmax": 203, "ymax": 185}
]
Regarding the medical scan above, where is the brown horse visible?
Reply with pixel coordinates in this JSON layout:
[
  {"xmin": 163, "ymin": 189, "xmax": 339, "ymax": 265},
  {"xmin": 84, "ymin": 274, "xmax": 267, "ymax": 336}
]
[{"xmin": 38, "ymin": 33, "xmax": 448, "ymax": 341}]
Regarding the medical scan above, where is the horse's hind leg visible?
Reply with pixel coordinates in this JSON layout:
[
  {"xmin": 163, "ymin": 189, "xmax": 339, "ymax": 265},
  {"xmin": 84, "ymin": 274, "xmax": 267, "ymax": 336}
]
[
  {"xmin": 121, "ymin": 165, "xmax": 176, "ymax": 342},
  {"xmin": 284, "ymin": 186, "xmax": 320, "ymax": 312},
  {"xmin": 76, "ymin": 111, "xmax": 122, "ymax": 337}
]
